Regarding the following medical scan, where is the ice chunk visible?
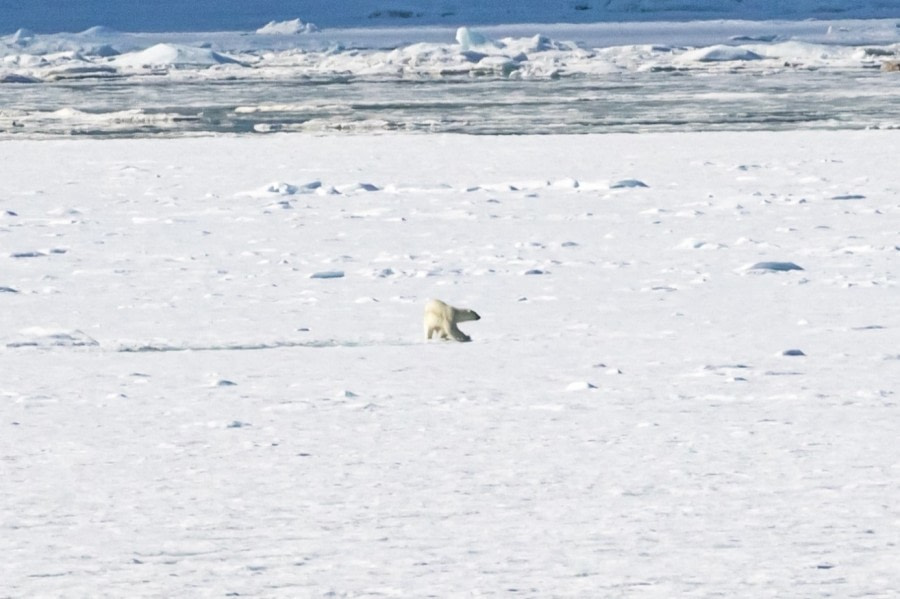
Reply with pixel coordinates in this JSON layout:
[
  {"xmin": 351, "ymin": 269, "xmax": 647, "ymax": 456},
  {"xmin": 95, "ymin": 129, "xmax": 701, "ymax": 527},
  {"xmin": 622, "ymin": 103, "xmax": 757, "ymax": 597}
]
[
  {"xmin": 680, "ymin": 45, "xmax": 763, "ymax": 62},
  {"xmin": 676, "ymin": 238, "xmax": 724, "ymax": 250},
  {"xmin": 335, "ymin": 182, "xmax": 380, "ymax": 194},
  {"xmin": 265, "ymin": 181, "xmax": 321, "ymax": 195},
  {"xmin": 112, "ymin": 44, "xmax": 243, "ymax": 69},
  {"xmin": 566, "ymin": 381, "xmax": 597, "ymax": 391},
  {"xmin": 11, "ymin": 28, "xmax": 36, "ymax": 46},
  {"xmin": 611, "ymin": 179, "xmax": 649, "ymax": 189},
  {"xmin": 256, "ymin": 19, "xmax": 319, "ymax": 35},
  {"xmin": 456, "ymin": 27, "xmax": 500, "ymax": 52},
  {"xmin": 745, "ymin": 261, "xmax": 804, "ymax": 272},
  {"xmin": 79, "ymin": 26, "xmax": 119, "ymax": 37},
  {"xmin": 310, "ymin": 270, "xmax": 345, "ymax": 279},
  {"xmin": 782, "ymin": 349, "xmax": 806, "ymax": 356},
  {"xmin": 241, "ymin": 181, "xmax": 321, "ymax": 197}
]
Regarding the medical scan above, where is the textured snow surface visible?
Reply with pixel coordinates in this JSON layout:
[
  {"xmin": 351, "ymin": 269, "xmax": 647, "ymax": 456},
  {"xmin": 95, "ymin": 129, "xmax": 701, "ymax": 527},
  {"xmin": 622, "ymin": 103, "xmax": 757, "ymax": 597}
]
[{"xmin": 1, "ymin": 132, "xmax": 898, "ymax": 597}]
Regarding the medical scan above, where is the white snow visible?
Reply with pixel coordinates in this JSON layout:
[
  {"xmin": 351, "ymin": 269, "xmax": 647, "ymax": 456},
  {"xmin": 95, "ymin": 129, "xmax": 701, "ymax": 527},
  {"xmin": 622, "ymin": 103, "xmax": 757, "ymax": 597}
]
[
  {"xmin": 677, "ymin": 44, "xmax": 764, "ymax": 62},
  {"xmin": 1, "ymin": 2, "xmax": 899, "ymax": 596},
  {"xmin": 2, "ymin": 131, "xmax": 898, "ymax": 596},
  {"xmin": 110, "ymin": 43, "xmax": 243, "ymax": 68},
  {"xmin": 455, "ymin": 26, "xmax": 503, "ymax": 52}
]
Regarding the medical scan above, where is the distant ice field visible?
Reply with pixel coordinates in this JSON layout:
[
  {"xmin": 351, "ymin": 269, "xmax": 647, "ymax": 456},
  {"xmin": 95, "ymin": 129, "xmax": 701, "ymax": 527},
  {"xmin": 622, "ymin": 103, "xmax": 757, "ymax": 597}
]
[{"xmin": 3, "ymin": 20, "xmax": 900, "ymax": 137}]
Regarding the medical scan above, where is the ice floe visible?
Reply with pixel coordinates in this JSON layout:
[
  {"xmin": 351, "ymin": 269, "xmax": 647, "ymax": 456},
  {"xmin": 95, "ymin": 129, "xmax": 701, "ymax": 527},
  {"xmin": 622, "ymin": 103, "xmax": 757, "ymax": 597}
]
[
  {"xmin": 110, "ymin": 43, "xmax": 244, "ymax": 69},
  {"xmin": 678, "ymin": 44, "xmax": 764, "ymax": 62},
  {"xmin": 256, "ymin": 19, "xmax": 319, "ymax": 35}
]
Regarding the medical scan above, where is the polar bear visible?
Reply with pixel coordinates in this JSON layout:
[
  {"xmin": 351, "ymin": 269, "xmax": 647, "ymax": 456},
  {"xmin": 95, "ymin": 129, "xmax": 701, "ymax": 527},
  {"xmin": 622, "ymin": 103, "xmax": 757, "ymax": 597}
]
[{"xmin": 424, "ymin": 299, "xmax": 481, "ymax": 342}]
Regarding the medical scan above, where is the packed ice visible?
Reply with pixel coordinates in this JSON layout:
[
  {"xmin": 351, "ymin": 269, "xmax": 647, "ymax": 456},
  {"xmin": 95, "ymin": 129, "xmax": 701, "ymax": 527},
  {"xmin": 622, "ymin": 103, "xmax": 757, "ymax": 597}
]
[{"xmin": 2, "ymin": 1, "xmax": 899, "ymax": 597}]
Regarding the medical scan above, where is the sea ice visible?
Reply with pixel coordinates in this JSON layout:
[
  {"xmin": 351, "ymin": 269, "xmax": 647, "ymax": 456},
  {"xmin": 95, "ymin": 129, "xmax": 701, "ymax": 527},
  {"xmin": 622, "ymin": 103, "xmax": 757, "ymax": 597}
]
[
  {"xmin": 256, "ymin": 19, "xmax": 319, "ymax": 35},
  {"xmin": 679, "ymin": 44, "xmax": 764, "ymax": 62},
  {"xmin": 455, "ymin": 27, "xmax": 500, "ymax": 52},
  {"xmin": 1, "ymin": 18, "xmax": 899, "ymax": 596},
  {"xmin": 111, "ymin": 43, "xmax": 243, "ymax": 68}
]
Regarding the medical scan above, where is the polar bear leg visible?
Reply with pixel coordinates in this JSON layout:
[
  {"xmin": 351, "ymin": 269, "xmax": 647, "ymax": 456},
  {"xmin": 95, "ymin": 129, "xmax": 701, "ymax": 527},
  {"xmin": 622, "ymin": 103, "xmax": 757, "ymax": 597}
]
[{"xmin": 446, "ymin": 322, "xmax": 471, "ymax": 342}]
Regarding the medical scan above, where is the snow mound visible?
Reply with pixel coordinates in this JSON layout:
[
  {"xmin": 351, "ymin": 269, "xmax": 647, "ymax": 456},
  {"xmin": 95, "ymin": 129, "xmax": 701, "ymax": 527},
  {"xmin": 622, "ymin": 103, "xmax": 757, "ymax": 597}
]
[
  {"xmin": 611, "ymin": 179, "xmax": 649, "ymax": 189},
  {"xmin": 566, "ymin": 381, "xmax": 598, "ymax": 391},
  {"xmin": 112, "ymin": 44, "xmax": 242, "ymax": 69},
  {"xmin": 269, "ymin": 181, "xmax": 321, "ymax": 195},
  {"xmin": 239, "ymin": 181, "xmax": 321, "ymax": 197},
  {"xmin": 79, "ymin": 26, "xmax": 119, "ymax": 37},
  {"xmin": 680, "ymin": 45, "xmax": 764, "ymax": 62},
  {"xmin": 782, "ymin": 349, "xmax": 807, "ymax": 356},
  {"xmin": 310, "ymin": 270, "xmax": 345, "ymax": 279},
  {"xmin": 455, "ymin": 27, "xmax": 501, "ymax": 52},
  {"xmin": 256, "ymin": 19, "xmax": 319, "ymax": 35},
  {"xmin": 335, "ymin": 182, "xmax": 380, "ymax": 194},
  {"xmin": 7, "ymin": 328, "xmax": 99, "ymax": 349},
  {"xmin": 744, "ymin": 261, "xmax": 805, "ymax": 272},
  {"xmin": 676, "ymin": 238, "xmax": 725, "ymax": 250}
]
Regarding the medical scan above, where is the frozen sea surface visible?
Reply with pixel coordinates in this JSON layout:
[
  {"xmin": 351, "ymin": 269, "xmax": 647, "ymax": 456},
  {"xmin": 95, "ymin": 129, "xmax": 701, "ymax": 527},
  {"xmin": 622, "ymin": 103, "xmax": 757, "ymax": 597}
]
[
  {"xmin": 1, "ymin": 132, "xmax": 898, "ymax": 597},
  {"xmin": 3, "ymin": 68, "xmax": 900, "ymax": 136},
  {"xmin": 2, "ymin": 11, "xmax": 899, "ymax": 598},
  {"xmin": 3, "ymin": 20, "xmax": 900, "ymax": 137}
]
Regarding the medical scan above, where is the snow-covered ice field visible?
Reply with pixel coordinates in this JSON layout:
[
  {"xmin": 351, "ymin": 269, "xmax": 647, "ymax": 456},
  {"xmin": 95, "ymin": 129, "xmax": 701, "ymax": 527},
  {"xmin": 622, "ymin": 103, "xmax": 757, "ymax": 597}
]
[
  {"xmin": 2, "ymin": 131, "xmax": 898, "ymax": 596},
  {"xmin": 3, "ymin": 0, "xmax": 900, "ymax": 595}
]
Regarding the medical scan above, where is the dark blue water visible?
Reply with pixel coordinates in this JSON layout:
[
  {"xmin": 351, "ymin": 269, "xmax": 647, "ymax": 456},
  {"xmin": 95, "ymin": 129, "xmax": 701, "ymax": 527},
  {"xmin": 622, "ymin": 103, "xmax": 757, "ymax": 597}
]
[
  {"xmin": 3, "ymin": 1, "xmax": 899, "ymax": 34},
  {"xmin": 1, "ymin": 0, "xmax": 309, "ymax": 33}
]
